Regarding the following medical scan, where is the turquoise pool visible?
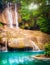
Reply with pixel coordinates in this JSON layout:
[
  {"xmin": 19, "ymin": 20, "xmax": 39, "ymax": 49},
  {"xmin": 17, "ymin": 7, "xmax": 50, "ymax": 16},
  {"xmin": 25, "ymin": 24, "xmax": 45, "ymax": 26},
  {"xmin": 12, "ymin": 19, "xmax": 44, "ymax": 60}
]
[{"xmin": 0, "ymin": 51, "xmax": 50, "ymax": 65}]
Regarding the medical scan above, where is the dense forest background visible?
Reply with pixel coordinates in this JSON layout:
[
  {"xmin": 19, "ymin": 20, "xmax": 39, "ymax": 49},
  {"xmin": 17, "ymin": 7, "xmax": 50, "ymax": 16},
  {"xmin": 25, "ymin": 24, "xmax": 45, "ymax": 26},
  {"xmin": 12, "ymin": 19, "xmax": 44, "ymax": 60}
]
[{"xmin": 0, "ymin": 0, "xmax": 50, "ymax": 34}]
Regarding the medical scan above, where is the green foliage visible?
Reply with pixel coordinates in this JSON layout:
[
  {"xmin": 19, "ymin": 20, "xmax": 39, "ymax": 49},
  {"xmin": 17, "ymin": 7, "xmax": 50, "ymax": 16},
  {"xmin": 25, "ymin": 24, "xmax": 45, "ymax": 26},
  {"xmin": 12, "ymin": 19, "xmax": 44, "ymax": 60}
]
[
  {"xmin": 20, "ymin": 8, "xmax": 30, "ymax": 21},
  {"xmin": 19, "ymin": 0, "xmax": 50, "ymax": 32},
  {"xmin": 0, "ymin": 22, "xmax": 3, "ymax": 26},
  {"xmin": 19, "ymin": 0, "xmax": 40, "ymax": 29},
  {"xmin": 37, "ymin": 16, "xmax": 50, "ymax": 33},
  {"xmin": 45, "ymin": 44, "xmax": 50, "ymax": 57},
  {"xmin": 0, "ymin": 32, "xmax": 2, "ymax": 43}
]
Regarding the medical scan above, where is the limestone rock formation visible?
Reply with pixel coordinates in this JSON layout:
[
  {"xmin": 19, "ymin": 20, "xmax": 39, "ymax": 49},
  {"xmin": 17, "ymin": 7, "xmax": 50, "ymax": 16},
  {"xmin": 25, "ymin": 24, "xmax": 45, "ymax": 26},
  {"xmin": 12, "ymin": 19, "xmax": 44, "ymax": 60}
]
[{"xmin": 0, "ymin": 27, "xmax": 50, "ymax": 51}]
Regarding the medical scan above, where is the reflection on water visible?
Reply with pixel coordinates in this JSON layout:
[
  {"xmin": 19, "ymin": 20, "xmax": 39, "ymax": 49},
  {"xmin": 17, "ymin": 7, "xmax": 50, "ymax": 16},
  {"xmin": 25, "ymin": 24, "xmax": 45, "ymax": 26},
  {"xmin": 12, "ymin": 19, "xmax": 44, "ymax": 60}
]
[{"xmin": 0, "ymin": 51, "xmax": 50, "ymax": 65}]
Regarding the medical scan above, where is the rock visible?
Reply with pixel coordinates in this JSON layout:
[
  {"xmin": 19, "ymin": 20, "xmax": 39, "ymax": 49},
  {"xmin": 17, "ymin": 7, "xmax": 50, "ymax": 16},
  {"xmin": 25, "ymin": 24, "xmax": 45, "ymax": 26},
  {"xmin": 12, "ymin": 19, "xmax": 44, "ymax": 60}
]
[
  {"xmin": 8, "ymin": 38, "xmax": 33, "ymax": 49},
  {"xmin": 1, "ymin": 47, "xmax": 7, "ymax": 51},
  {"xmin": 32, "ymin": 54, "xmax": 50, "ymax": 60},
  {"xmin": 0, "ymin": 27, "xmax": 50, "ymax": 51}
]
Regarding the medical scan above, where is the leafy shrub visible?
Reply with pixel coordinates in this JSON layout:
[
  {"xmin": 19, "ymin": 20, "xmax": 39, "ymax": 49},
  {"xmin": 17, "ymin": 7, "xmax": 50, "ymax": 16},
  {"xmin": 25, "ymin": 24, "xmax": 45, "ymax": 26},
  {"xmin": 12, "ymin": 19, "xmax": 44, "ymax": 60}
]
[
  {"xmin": 0, "ymin": 22, "xmax": 3, "ymax": 26},
  {"xmin": 37, "ymin": 16, "xmax": 50, "ymax": 33},
  {"xmin": 45, "ymin": 44, "xmax": 50, "ymax": 57}
]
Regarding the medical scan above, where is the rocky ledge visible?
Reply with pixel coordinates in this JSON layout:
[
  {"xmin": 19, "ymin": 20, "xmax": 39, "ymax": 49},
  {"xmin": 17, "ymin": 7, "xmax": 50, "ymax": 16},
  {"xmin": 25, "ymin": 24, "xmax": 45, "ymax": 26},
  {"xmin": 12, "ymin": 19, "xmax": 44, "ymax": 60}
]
[
  {"xmin": 0, "ymin": 27, "xmax": 50, "ymax": 51},
  {"xmin": 32, "ymin": 54, "xmax": 50, "ymax": 60}
]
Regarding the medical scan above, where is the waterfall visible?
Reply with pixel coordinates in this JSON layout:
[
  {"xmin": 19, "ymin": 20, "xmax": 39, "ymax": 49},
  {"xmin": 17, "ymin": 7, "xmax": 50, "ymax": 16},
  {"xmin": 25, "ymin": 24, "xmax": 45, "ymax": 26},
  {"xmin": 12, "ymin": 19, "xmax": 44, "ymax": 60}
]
[
  {"xmin": 6, "ymin": 3, "xmax": 19, "ymax": 28},
  {"xmin": 31, "ymin": 41, "xmax": 40, "ymax": 51},
  {"xmin": 15, "ymin": 4, "xmax": 19, "ymax": 28},
  {"xmin": 7, "ymin": 3, "xmax": 13, "ymax": 28}
]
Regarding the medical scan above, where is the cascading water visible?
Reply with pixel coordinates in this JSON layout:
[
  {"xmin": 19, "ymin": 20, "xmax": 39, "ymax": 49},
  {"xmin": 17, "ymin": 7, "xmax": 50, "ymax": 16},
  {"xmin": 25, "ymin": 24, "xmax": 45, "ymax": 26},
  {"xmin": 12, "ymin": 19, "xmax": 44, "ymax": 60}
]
[
  {"xmin": 7, "ymin": 3, "xmax": 13, "ymax": 28},
  {"xmin": 6, "ymin": 3, "xmax": 19, "ymax": 28},
  {"xmin": 31, "ymin": 40, "xmax": 40, "ymax": 51},
  {"xmin": 15, "ymin": 4, "xmax": 19, "ymax": 28}
]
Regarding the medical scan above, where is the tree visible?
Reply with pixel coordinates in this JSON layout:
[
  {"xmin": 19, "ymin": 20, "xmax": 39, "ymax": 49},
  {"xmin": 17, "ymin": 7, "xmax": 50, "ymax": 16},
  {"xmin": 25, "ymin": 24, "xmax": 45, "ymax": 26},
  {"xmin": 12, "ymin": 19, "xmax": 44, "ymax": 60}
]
[
  {"xmin": 37, "ymin": 0, "xmax": 50, "ymax": 33},
  {"xmin": 0, "ymin": 0, "xmax": 50, "ymax": 33}
]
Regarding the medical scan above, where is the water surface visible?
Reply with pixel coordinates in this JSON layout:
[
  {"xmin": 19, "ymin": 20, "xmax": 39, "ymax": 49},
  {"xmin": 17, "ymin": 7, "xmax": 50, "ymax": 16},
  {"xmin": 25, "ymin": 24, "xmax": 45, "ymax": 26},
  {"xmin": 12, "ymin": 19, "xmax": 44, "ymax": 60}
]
[{"xmin": 0, "ymin": 51, "xmax": 50, "ymax": 65}]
